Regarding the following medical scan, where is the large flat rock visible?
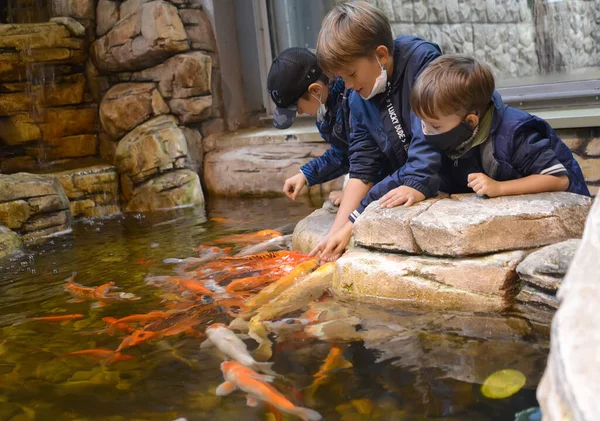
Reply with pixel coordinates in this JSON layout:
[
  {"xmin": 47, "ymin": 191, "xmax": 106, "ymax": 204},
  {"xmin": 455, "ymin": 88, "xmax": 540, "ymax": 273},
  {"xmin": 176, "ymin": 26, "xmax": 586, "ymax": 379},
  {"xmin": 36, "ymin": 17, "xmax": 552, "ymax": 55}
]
[
  {"xmin": 332, "ymin": 248, "xmax": 527, "ymax": 312},
  {"xmin": 538, "ymin": 195, "xmax": 600, "ymax": 420},
  {"xmin": 411, "ymin": 193, "xmax": 590, "ymax": 257},
  {"xmin": 354, "ymin": 195, "xmax": 447, "ymax": 253},
  {"xmin": 203, "ymin": 143, "xmax": 343, "ymax": 197}
]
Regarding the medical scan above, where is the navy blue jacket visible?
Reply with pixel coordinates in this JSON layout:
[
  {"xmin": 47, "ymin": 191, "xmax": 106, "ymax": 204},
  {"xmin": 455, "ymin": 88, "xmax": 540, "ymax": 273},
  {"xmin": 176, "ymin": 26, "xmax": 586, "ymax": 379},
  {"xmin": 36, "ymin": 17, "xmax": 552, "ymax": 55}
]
[
  {"xmin": 347, "ymin": 35, "xmax": 442, "ymax": 222},
  {"xmin": 300, "ymin": 78, "xmax": 351, "ymax": 186},
  {"xmin": 439, "ymin": 92, "xmax": 590, "ymax": 197}
]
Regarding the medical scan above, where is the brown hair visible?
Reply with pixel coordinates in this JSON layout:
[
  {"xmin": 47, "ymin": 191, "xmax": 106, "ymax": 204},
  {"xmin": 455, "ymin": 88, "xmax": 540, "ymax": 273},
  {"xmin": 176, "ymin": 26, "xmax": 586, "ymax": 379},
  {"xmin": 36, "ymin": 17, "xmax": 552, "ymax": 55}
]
[
  {"xmin": 316, "ymin": 1, "xmax": 394, "ymax": 76},
  {"xmin": 410, "ymin": 54, "xmax": 495, "ymax": 120}
]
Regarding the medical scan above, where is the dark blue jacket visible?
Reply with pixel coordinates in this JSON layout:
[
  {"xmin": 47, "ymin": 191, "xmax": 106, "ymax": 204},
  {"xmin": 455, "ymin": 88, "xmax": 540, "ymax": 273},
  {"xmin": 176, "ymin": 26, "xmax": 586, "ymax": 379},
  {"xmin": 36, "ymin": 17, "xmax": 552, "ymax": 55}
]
[
  {"xmin": 300, "ymin": 78, "xmax": 351, "ymax": 186},
  {"xmin": 439, "ymin": 92, "xmax": 590, "ymax": 197},
  {"xmin": 347, "ymin": 35, "xmax": 443, "ymax": 222}
]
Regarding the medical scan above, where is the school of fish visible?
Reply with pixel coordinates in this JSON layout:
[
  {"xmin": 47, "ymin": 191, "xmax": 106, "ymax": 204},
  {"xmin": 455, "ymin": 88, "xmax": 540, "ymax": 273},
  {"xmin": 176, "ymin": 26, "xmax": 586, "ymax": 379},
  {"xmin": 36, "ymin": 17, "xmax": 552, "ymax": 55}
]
[{"xmin": 27, "ymin": 228, "xmax": 357, "ymax": 420}]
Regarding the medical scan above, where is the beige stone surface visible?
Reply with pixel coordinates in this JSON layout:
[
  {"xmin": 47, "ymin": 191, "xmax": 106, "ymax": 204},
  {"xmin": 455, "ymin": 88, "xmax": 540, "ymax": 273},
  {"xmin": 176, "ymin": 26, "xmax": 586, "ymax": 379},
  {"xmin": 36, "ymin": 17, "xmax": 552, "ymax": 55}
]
[
  {"xmin": 574, "ymin": 155, "xmax": 600, "ymax": 183},
  {"xmin": 354, "ymin": 195, "xmax": 447, "ymax": 254},
  {"xmin": 100, "ymin": 83, "xmax": 170, "ymax": 138},
  {"xmin": 0, "ymin": 201, "xmax": 30, "ymax": 230},
  {"xmin": 96, "ymin": 0, "xmax": 120, "ymax": 37},
  {"xmin": 124, "ymin": 52, "xmax": 212, "ymax": 99},
  {"xmin": 291, "ymin": 205, "xmax": 337, "ymax": 254},
  {"xmin": 411, "ymin": 193, "xmax": 590, "ymax": 257},
  {"xmin": 203, "ymin": 143, "xmax": 343, "ymax": 197},
  {"xmin": 0, "ymin": 226, "xmax": 21, "ymax": 258},
  {"xmin": 115, "ymin": 115, "xmax": 189, "ymax": 184},
  {"xmin": 49, "ymin": 0, "xmax": 95, "ymax": 20},
  {"xmin": 517, "ymin": 239, "xmax": 580, "ymax": 291},
  {"xmin": 537, "ymin": 195, "xmax": 600, "ymax": 420},
  {"xmin": 25, "ymin": 134, "xmax": 98, "ymax": 160},
  {"xmin": 332, "ymin": 248, "xmax": 524, "ymax": 311},
  {"xmin": 125, "ymin": 169, "xmax": 204, "ymax": 212},
  {"xmin": 179, "ymin": 8, "xmax": 217, "ymax": 52},
  {"xmin": 168, "ymin": 96, "xmax": 212, "ymax": 124},
  {"xmin": 91, "ymin": 1, "xmax": 189, "ymax": 72}
]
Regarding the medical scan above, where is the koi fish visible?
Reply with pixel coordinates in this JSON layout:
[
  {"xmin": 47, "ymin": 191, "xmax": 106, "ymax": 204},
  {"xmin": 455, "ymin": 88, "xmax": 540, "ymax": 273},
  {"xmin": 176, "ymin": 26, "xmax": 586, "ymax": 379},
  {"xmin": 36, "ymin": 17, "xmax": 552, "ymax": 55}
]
[
  {"xmin": 201, "ymin": 323, "xmax": 275, "ymax": 374},
  {"xmin": 62, "ymin": 349, "xmax": 134, "ymax": 365},
  {"xmin": 210, "ymin": 230, "xmax": 283, "ymax": 246},
  {"xmin": 303, "ymin": 345, "xmax": 353, "ymax": 403},
  {"xmin": 225, "ymin": 273, "xmax": 280, "ymax": 293},
  {"xmin": 103, "ymin": 311, "xmax": 170, "ymax": 327},
  {"xmin": 248, "ymin": 316, "xmax": 273, "ymax": 362},
  {"xmin": 256, "ymin": 262, "xmax": 334, "ymax": 321},
  {"xmin": 235, "ymin": 235, "xmax": 292, "ymax": 257},
  {"xmin": 65, "ymin": 273, "xmax": 139, "ymax": 304},
  {"xmin": 241, "ymin": 260, "xmax": 319, "ymax": 317},
  {"xmin": 216, "ymin": 361, "xmax": 321, "ymax": 421},
  {"xmin": 30, "ymin": 314, "xmax": 84, "ymax": 323}
]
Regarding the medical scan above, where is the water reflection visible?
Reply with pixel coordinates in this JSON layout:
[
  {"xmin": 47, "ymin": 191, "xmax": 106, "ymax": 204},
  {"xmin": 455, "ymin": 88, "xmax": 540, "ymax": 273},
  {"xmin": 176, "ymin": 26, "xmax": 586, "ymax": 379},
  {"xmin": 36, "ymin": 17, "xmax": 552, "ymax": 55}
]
[{"xmin": 0, "ymin": 198, "xmax": 545, "ymax": 420}]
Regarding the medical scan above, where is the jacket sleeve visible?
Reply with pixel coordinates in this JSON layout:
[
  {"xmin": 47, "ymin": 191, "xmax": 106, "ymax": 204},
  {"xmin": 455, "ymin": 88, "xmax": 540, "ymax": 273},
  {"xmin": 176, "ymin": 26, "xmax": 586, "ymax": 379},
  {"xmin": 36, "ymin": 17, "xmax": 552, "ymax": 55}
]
[
  {"xmin": 348, "ymin": 112, "xmax": 443, "ymax": 223},
  {"xmin": 511, "ymin": 127, "xmax": 569, "ymax": 179},
  {"xmin": 347, "ymin": 95, "xmax": 386, "ymax": 183},
  {"xmin": 300, "ymin": 146, "xmax": 350, "ymax": 186}
]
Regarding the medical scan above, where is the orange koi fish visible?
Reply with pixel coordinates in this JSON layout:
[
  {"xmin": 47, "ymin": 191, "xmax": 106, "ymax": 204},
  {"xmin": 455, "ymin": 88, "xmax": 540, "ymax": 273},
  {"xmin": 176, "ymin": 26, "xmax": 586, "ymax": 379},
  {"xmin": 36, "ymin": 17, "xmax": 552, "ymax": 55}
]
[
  {"xmin": 209, "ymin": 230, "xmax": 283, "ymax": 246},
  {"xmin": 225, "ymin": 273, "xmax": 279, "ymax": 293},
  {"xmin": 65, "ymin": 273, "xmax": 114, "ymax": 300},
  {"xmin": 62, "ymin": 348, "xmax": 134, "ymax": 364},
  {"xmin": 104, "ymin": 311, "xmax": 170, "ymax": 327},
  {"xmin": 216, "ymin": 361, "xmax": 321, "ymax": 421},
  {"xmin": 102, "ymin": 317, "xmax": 135, "ymax": 334},
  {"xmin": 30, "ymin": 314, "xmax": 84, "ymax": 323}
]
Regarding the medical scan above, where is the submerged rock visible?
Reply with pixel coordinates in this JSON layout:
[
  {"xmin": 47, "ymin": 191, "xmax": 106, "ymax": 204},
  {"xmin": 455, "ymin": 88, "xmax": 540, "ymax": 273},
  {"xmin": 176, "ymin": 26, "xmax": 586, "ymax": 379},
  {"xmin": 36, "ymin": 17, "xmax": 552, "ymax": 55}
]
[{"xmin": 0, "ymin": 225, "xmax": 21, "ymax": 258}]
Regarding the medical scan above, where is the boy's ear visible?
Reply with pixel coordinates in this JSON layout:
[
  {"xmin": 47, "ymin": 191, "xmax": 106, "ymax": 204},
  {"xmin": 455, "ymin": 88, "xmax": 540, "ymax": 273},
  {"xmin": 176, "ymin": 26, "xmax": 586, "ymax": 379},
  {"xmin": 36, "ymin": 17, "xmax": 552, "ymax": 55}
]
[
  {"xmin": 465, "ymin": 113, "xmax": 479, "ymax": 128},
  {"xmin": 308, "ymin": 82, "xmax": 323, "ymax": 97},
  {"xmin": 375, "ymin": 45, "xmax": 390, "ymax": 66}
]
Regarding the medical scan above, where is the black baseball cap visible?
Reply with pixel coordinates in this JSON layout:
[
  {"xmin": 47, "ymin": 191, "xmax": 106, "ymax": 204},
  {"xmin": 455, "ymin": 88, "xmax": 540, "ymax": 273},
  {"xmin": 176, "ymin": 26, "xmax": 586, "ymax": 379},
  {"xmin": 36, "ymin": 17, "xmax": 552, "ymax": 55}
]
[{"xmin": 267, "ymin": 47, "xmax": 323, "ymax": 129}]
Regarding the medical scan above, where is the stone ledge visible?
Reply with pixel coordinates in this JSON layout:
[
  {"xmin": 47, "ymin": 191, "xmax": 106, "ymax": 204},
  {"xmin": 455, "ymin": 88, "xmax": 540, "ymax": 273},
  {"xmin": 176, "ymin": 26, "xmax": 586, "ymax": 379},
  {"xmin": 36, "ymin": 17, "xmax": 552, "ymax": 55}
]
[{"xmin": 332, "ymin": 248, "xmax": 525, "ymax": 312}]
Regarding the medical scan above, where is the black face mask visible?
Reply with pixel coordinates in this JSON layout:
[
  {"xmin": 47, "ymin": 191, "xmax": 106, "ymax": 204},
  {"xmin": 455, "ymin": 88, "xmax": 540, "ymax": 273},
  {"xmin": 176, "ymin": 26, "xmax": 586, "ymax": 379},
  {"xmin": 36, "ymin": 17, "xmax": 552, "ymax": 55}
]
[{"xmin": 424, "ymin": 121, "xmax": 476, "ymax": 154}]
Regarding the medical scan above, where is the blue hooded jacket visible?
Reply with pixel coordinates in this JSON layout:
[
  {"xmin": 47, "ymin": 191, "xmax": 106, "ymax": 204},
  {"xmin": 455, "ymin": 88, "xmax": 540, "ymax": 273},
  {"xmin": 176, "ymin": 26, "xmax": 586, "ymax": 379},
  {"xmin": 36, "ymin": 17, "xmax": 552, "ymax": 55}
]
[
  {"xmin": 300, "ymin": 77, "xmax": 351, "ymax": 186},
  {"xmin": 439, "ymin": 92, "xmax": 590, "ymax": 197},
  {"xmin": 347, "ymin": 35, "xmax": 442, "ymax": 222}
]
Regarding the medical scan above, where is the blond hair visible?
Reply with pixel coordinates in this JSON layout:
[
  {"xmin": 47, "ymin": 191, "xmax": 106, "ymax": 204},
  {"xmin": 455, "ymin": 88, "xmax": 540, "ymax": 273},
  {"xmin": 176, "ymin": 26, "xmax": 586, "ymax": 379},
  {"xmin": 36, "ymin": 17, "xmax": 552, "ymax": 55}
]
[
  {"xmin": 316, "ymin": 1, "xmax": 394, "ymax": 76},
  {"xmin": 410, "ymin": 54, "xmax": 495, "ymax": 120}
]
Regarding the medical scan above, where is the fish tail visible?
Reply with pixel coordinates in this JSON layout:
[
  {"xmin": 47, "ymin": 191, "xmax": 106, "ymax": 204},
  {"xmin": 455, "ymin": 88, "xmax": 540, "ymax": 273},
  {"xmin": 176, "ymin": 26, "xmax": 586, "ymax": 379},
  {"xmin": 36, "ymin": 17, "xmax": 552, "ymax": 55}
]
[
  {"xmin": 253, "ymin": 361, "xmax": 277, "ymax": 376},
  {"xmin": 290, "ymin": 406, "xmax": 322, "ymax": 421}
]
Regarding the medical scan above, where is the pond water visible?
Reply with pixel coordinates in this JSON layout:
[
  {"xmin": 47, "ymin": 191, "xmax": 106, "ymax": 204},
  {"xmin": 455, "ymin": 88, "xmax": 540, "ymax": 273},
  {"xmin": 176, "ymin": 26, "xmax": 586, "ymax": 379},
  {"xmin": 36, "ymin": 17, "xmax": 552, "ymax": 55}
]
[{"xmin": 0, "ymin": 197, "xmax": 546, "ymax": 421}]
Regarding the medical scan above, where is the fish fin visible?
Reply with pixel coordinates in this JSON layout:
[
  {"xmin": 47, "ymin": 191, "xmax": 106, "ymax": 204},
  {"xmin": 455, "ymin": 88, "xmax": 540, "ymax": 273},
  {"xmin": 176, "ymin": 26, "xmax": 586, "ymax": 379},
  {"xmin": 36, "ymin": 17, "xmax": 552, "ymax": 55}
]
[
  {"xmin": 252, "ymin": 342, "xmax": 273, "ymax": 362},
  {"xmin": 215, "ymin": 381, "xmax": 237, "ymax": 396},
  {"xmin": 252, "ymin": 362, "xmax": 277, "ymax": 376},
  {"xmin": 246, "ymin": 395, "xmax": 259, "ymax": 407},
  {"xmin": 91, "ymin": 301, "xmax": 107, "ymax": 309},
  {"xmin": 199, "ymin": 339, "xmax": 215, "ymax": 349},
  {"xmin": 236, "ymin": 333, "xmax": 251, "ymax": 340},
  {"xmin": 248, "ymin": 372, "xmax": 275, "ymax": 383},
  {"xmin": 290, "ymin": 407, "xmax": 322, "ymax": 421},
  {"xmin": 68, "ymin": 298, "xmax": 85, "ymax": 303}
]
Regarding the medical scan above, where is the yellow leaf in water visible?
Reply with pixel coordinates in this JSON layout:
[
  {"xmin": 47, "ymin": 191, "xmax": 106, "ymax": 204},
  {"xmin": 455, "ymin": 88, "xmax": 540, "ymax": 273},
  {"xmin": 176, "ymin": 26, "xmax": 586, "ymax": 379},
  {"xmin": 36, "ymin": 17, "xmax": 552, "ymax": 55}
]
[
  {"xmin": 481, "ymin": 369, "xmax": 526, "ymax": 399},
  {"xmin": 351, "ymin": 398, "xmax": 373, "ymax": 415}
]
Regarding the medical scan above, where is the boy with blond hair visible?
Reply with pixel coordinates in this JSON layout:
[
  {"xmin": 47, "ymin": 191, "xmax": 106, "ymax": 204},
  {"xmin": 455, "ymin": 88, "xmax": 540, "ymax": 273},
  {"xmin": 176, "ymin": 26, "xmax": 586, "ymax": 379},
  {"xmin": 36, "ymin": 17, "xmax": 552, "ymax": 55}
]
[
  {"xmin": 410, "ymin": 54, "xmax": 589, "ymax": 198},
  {"xmin": 313, "ymin": 1, "xmax": 443, "ymax": 261}
]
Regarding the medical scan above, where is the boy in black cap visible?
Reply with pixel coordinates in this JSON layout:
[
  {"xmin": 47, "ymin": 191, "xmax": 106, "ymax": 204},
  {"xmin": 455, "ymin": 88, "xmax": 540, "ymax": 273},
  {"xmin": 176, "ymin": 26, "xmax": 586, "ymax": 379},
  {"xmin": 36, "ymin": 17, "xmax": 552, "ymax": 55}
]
[{"xmin": 267, "ymin": 47, "xmax": 351, "ymax": 205}]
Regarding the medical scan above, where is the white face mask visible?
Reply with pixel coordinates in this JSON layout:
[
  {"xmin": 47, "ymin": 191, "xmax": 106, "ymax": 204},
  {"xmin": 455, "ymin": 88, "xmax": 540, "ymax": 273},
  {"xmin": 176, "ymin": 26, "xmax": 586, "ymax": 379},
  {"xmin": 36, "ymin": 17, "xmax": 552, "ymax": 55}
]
[
  {"xmin": 361, "ymin": 55, "xmax": 387, "ymax": 100},
  {"xmin": 311, "ymin": 92, "xmax": 327, "ymax": 122}
]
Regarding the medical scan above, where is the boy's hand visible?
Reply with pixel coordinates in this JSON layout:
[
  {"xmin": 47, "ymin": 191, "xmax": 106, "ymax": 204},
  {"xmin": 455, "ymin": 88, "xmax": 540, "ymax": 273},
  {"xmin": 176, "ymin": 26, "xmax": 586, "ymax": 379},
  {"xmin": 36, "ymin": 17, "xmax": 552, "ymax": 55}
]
[
  {"xmin": 319, "ymin": 222, "xmax": 353, "ymax": 262},
  {"xmin": 379, "ymin": 186, "xmax": 425, "ymax": 208},
  {"xmin": 283, "ymin": 173, "xmax": 307, "ymax": 200},
  {"xmin": 329, "ymin": 190, "xmax": 344, "ymax": 206},
  {"xmin": 468, "ymin": 173, "xmax": 503, "ymax": 197},
  {"xmin": 309, "ymin": 235, "xmax": 329, "ymax": 257}
]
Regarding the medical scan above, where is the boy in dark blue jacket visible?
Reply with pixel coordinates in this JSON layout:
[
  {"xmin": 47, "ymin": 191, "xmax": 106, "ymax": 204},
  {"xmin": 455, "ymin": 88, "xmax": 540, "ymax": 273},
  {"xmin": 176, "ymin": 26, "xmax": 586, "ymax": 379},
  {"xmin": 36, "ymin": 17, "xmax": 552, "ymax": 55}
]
[
  {"xmin": 409, "ymin": 54, "xmax": 589, "ymax": 199},
  {"xmin": 267, "ymin": 47, "xmax": 351, "ymax": 205},
  {"xmin": 314, "ymin": 1, "xmax": 443, "ymax": 260}
]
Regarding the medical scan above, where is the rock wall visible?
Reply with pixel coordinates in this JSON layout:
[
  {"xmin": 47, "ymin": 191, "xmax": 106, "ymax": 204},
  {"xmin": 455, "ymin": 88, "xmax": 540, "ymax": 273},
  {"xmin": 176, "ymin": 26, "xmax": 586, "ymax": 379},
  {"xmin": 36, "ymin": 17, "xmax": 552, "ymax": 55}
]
[
  {"xmin": 293, "ymin": 193, "xmax": 591, "ymax": 312},
  {"xmin": 561, "ymin": 128, "xmax": 600, "ymax": 197},
  {"xmin": 537, "ymin": 195, "xmax": 600, "ymax": 420},
  {"xmin": 369, "ymin": 0, "xmax": 600, "ymax": 78},
  {"xmin": 0, "ymin": 19, "xmax": 98, "ymax": 173},
  {"xmin": 91, "ymin": 0, "xmax": 217, "ymax": 212}
]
